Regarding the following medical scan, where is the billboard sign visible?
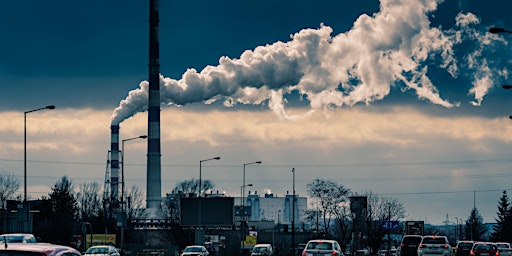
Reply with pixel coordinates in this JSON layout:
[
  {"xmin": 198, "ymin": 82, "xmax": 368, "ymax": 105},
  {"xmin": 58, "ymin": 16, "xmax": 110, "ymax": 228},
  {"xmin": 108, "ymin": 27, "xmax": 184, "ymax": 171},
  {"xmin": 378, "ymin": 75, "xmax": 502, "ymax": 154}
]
[{"xmin": 180, "ymin": 197, "xmax": 234, "ymax": 226}]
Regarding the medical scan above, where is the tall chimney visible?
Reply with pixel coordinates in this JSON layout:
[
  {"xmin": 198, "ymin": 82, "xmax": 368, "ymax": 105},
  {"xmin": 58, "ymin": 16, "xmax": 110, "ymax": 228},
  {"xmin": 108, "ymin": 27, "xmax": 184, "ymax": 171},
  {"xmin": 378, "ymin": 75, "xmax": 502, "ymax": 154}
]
[
  {"xmin": 146, "ymin": 0, "xmax": 162, "ymax": 211},
  {"xmin": 110, "ymin": 125, "xmax": 120, "ymax": 207}
]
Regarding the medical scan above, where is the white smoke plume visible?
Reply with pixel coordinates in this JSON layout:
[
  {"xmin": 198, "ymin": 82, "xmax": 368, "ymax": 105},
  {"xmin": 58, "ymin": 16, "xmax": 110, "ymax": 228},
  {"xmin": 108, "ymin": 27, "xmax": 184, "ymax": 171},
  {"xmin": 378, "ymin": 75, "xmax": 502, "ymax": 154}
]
[{"xmin": 111, "ymin": 0, "xmax": 505, "ymax": 125}]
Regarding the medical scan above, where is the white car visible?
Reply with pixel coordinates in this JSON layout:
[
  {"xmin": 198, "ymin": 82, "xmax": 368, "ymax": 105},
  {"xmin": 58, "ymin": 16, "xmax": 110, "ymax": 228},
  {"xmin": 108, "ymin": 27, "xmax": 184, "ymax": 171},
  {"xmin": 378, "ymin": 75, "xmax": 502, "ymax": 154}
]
[
  {"xmin": 495, "ymin": 242, "xmax": 512, "ymax": 256},
  {"xmin": 252, "ymin": 244, "xmax": 273, "ymax": 256},
  {"xmin": 180, "ymin": 245, "xmax": 210, "ymax": 256},
  {"xmin": 84, "ymin": 245, "xmax": 120, "ymax": 256},
  {"xmin": 302, "ymin": 239, "xmax": 343, "ymax": 256},
  {"xmin": 417, "ymin": 236, "xmax": 451, "ymax": 256}
]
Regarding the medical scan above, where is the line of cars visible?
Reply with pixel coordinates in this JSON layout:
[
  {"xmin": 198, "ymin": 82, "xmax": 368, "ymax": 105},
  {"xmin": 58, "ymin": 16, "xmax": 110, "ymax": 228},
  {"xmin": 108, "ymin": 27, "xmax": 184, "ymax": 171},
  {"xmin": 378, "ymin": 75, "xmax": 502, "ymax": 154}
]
[
  {"xmin": 397, "ymin": 234, "xmax": 512, "ymax": 256},
  {"xmin": 0, "ymin": 233, "xmax": 120, "ymax": 256}
]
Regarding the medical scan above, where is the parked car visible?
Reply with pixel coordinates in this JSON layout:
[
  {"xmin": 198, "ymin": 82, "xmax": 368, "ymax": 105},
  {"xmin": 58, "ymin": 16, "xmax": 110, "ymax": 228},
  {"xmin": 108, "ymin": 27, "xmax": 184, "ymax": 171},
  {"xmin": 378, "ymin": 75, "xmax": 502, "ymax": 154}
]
[
  {"xmin": 251, "ymin": 244, "xmax": 273, "ymax": 256},
  {"xmin": 180, "ymin": 245, "xmax": 210, "ymax": 256},
  {"xmin": 83, "ymin": 245, "xmax": 120, "ymax": 256},
  {"xmin": 0, "ymin": 233, "xmax": 37, "ymax": 243},
  {"xmin": 456, "ymin": 241, "xmax": 475, "ymax": 256},
  {"xmin": 0, "ymin": 242, "xmax": 82, "ymax": 255},
  {"xmin": 301, "ymin": 239, "xmax": 343, "ymax": 256},
  {"xmin": 398, "ymin": 235, "xmax": 422, "ymax": 256},
  {"xmin": 495, "ymin": 242, "xmax": 512, "ymax": 256},
  {"xmin": 417, "ymin": 235, "xmax": 451, "ymax": 256},
  {"xmin": 470, "ymin": 242, "xmax": 499, "ymax": 256}
]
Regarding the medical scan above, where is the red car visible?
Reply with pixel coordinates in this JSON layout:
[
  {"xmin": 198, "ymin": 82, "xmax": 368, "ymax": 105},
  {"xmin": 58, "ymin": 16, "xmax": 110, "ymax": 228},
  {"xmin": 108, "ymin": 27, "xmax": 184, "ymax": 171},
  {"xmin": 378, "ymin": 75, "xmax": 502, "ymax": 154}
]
[{"xmin": 470, "ymin": 242, "xmax": 499, "ymax": 256}]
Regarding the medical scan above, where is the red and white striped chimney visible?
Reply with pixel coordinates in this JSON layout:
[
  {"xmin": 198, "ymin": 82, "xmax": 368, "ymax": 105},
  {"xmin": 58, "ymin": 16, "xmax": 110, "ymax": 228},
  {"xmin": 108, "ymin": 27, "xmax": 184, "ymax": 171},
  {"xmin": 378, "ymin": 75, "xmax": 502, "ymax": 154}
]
[{"xmin": 146, "ymin": 0, "xmax": 162, "ymax": 211}]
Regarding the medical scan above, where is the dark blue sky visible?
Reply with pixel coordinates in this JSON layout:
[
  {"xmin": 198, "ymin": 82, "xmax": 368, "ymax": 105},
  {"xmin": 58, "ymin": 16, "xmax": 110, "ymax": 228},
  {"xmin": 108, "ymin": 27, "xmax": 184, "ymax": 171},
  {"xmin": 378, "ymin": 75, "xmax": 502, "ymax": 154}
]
[{"xmin": 3, "ymin": 0, "xmax": 510, "ymax": 112}]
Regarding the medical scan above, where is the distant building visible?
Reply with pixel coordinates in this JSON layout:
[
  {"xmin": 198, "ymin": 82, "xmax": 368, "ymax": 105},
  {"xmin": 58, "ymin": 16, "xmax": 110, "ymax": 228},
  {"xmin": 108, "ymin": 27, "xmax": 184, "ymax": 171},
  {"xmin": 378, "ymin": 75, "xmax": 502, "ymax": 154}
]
[{"xmin": 244, "ymin": 191, "xmax": 307, "ymax": 228}]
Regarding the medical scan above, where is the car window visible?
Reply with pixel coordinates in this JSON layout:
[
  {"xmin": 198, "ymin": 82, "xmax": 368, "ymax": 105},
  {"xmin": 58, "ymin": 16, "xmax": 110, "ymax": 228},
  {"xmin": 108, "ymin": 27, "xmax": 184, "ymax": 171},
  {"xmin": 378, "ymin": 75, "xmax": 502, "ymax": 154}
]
[
  {"xmin": 422, "ymin": 237, "xmax": 447, "ymax": 244},
  {"xmin": 308, "ymin": 242, "xmax": 333, "ymax": 250},
  {"xmin": 403, "ymin": 237, "xmax": 422, "ymax": 245},
  {"xmin": 474, "ymin": 244, "xmax": 495, "ymax": 250},
  {"xmin": 458, "ymin": 243, "xmax": 474, "ymax": 248}
]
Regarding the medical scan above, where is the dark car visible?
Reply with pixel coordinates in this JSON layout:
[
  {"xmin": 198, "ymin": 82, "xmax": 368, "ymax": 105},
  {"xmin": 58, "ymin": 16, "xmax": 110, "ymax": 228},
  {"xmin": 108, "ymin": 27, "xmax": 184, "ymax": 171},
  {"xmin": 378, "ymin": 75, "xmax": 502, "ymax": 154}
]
[
  {"xmin": 398, "ymin": 235, "xmax": 422, "ymax": 256},
  {"xmin": 470, "ymin": 242, "xmax": 499, "ymax": 256},
  {"xmin": 456, "ymin": 241, "xmax": 475, "ymax": 256}
]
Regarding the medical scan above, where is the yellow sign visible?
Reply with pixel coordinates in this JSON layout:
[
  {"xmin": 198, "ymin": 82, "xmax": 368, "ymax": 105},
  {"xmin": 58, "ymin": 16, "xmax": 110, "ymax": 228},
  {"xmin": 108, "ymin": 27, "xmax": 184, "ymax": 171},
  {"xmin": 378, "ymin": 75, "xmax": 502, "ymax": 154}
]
[
  {"xmin": 86, "ymin": 234, "xmax": 116, "ymax": 246},
  {"xmin": 244, "ymin": 236, "xmax": 257, "ymax": 247}
]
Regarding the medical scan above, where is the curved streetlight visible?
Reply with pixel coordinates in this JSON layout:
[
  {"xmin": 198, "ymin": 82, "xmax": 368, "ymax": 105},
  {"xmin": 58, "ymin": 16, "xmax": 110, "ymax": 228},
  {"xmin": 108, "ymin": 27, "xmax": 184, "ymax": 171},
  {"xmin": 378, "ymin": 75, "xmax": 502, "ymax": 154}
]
[
  {"xmin": 489, "ymin": 27, "xmax": 512, "ymax": 34},
  {"xmin": 24, "ymin": 105, "xmax": 54, "ymax": 232},
  {"xmin": 120, "ymin": 135, "xmax": 146, "ymax": 256},
  {"xmin": 503, "ymin": 85, "xmax": 512, "ymax": 119},
  {"xmin": 24, "ymin": 105, "xmax": 55, "ymax": 203},
  {"xmin": 240, "ymin": 183, "xmax": 253, "ymax": 249},
  {"xmin": 121, "ymin": 135, "xmax": 147, "ymax": 210},
  {"xmin": 199, "ymin": 157, "xmax": 221, "ymax": 197},
  {"xmin": 197, "ymin": 156, "xmax": 220, "ymax": 244},
  {"xmin": 242, "ymin": 161, "xmax": 262, "ymax": 209}
]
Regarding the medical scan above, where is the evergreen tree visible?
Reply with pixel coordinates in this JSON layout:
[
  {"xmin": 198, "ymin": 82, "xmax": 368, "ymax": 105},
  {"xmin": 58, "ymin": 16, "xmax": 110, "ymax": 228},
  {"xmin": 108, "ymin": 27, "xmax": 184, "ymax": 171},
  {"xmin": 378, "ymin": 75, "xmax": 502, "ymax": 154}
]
[
  {"xmin": 464, "ymin": 208, "xmax": 487, "ymax": 241},
  {"xmin": 491, "ymin": 191, "xmax": 511, "ymax": 242},
  {"xmin": 40, "ymin": 176, "xmax": 79, "ymax": 246}
]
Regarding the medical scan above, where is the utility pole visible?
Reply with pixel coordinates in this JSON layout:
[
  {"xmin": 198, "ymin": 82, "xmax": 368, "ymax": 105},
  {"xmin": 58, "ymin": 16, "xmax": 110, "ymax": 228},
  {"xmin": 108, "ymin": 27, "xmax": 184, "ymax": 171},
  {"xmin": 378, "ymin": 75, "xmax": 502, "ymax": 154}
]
[{"xmin": 388, "ymin": 203, "xmax": 391, "ymax": 255}]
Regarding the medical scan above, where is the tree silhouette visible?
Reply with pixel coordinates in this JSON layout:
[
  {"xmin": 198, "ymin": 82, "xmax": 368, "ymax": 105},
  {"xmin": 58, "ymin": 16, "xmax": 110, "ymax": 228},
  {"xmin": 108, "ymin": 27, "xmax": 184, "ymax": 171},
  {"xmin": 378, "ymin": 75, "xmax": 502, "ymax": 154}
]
[
  {"xmin": 464, "ymin": 208, "xmax": 487, "ymax": 241},
  {"xmin": 0, "ymin": 170, "xmax": 20, "ymax": 209},
  {"xmin": 38, "ymin": 176, "xmax": 78, "ymax": 246},
  {"xmin": 491, "ymin": 191, "xmax": 511, "ymax": 242}
]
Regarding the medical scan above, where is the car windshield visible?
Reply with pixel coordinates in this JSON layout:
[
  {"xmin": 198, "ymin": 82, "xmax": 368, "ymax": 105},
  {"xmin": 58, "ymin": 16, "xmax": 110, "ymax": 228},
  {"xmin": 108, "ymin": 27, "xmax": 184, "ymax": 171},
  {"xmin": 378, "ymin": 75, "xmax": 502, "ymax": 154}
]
[
  {"xmin": 307, "ymin": 242, "xmax": 333, "ymax": 250},
  {"xmin": 86, "ymin": 247, "xmax": 109, "ymax": 254},
  {"xmin": 496, "ymin": 244, "xmax": 510, "ymax": 249},
  {"xmin": 458, "ymin": 243, "xmax": 473, "ymax": 248},
  {"xmin": 253, "ymin": 247, "xmax": 268, "ymax": 253},
  {"xmin": 474, "ymin": 244, "xmax": 495, "ymax": 251},
  {"xmin": 184, "ymin": 247, "xmax": 202, "ymax": 252}
]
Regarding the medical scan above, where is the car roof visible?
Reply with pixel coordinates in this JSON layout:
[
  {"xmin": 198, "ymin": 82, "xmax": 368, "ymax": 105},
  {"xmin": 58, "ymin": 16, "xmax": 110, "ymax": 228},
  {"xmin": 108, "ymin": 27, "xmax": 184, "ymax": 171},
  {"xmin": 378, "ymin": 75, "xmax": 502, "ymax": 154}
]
[{"xmin": 308, "ymin": 239, "xmax": 338, "ymax": 243}]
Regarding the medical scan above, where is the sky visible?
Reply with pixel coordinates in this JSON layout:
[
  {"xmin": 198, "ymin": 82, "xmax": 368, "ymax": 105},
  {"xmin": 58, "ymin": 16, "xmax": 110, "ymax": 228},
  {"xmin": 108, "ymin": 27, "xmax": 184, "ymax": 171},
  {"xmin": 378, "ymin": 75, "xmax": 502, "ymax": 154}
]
[{"xmin": 2, "ymin": 0, "xmax": 512, "ymax": 225}]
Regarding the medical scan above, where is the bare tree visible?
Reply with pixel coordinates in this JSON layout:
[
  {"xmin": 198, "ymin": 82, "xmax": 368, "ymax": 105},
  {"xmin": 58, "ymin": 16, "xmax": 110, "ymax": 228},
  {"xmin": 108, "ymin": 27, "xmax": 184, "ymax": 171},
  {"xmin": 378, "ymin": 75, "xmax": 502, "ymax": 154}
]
[
  {"xmin": 306, "ymin": 178, "xmax": 350, "ymax": 235},
  {"xmin": 76, "ymin": 182, "xmax": 102, "ymax": 220},
  {"xmin": 0, "ymin": 169, "xmax": 20, "ymax": 209},
  {"xmin": 173, "ymin": 178, "xmax": 214, "ymax": 196},
  {"xmin": 126, "ymin": 185, "xmax": 148, "ymax": 220},
  {"xmin": 363, "ymin": 191, "xmax": 406, "ymax": 253}
]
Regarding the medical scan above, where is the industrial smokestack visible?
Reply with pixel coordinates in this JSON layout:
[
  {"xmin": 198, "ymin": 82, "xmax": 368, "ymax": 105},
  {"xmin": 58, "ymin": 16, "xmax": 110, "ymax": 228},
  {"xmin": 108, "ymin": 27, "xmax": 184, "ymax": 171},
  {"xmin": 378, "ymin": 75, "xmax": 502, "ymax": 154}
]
[
  {"xmin": 146, "ymin": 0, "xmax": 161, "ymax": 211},
  {"xmin": 110, "ymin": 125, "xmax": 120, "ymax": 207}
]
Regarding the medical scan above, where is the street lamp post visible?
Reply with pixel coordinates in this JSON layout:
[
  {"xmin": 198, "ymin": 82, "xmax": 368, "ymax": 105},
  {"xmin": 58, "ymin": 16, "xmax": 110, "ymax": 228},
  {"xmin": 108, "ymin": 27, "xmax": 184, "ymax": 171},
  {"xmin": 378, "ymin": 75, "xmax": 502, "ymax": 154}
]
[
  {"xmin": 502, "ymin": 85, "xmax": 512, "ymax": 119},
  {"xmin": 196, "ymin": 156, "xmax": 220, "ymax": 245},
  {"xmin": 24, "ymin": 105, "xmax": 55, "ymax": 232},
  {"xmin": 199, "ymin": 157, "xmax": 221, "ymax": 197},
  {"xmin": 120, "ymin": 135, "xmax": 146, "ymax": 256},
  {"xmin": 242, "ymin": 161, "xmax": 262, "ymax": 210},
  {"xmin": 241, "ymin": 183, "xmax": 253, "ymax": 249},
  {"xmin": 121, "ymin": 135, "xmax": 147, "ymax": 211},
  {"xmin": 291, "ymin": 168, "xmax": 296, "ymax": 255}
]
